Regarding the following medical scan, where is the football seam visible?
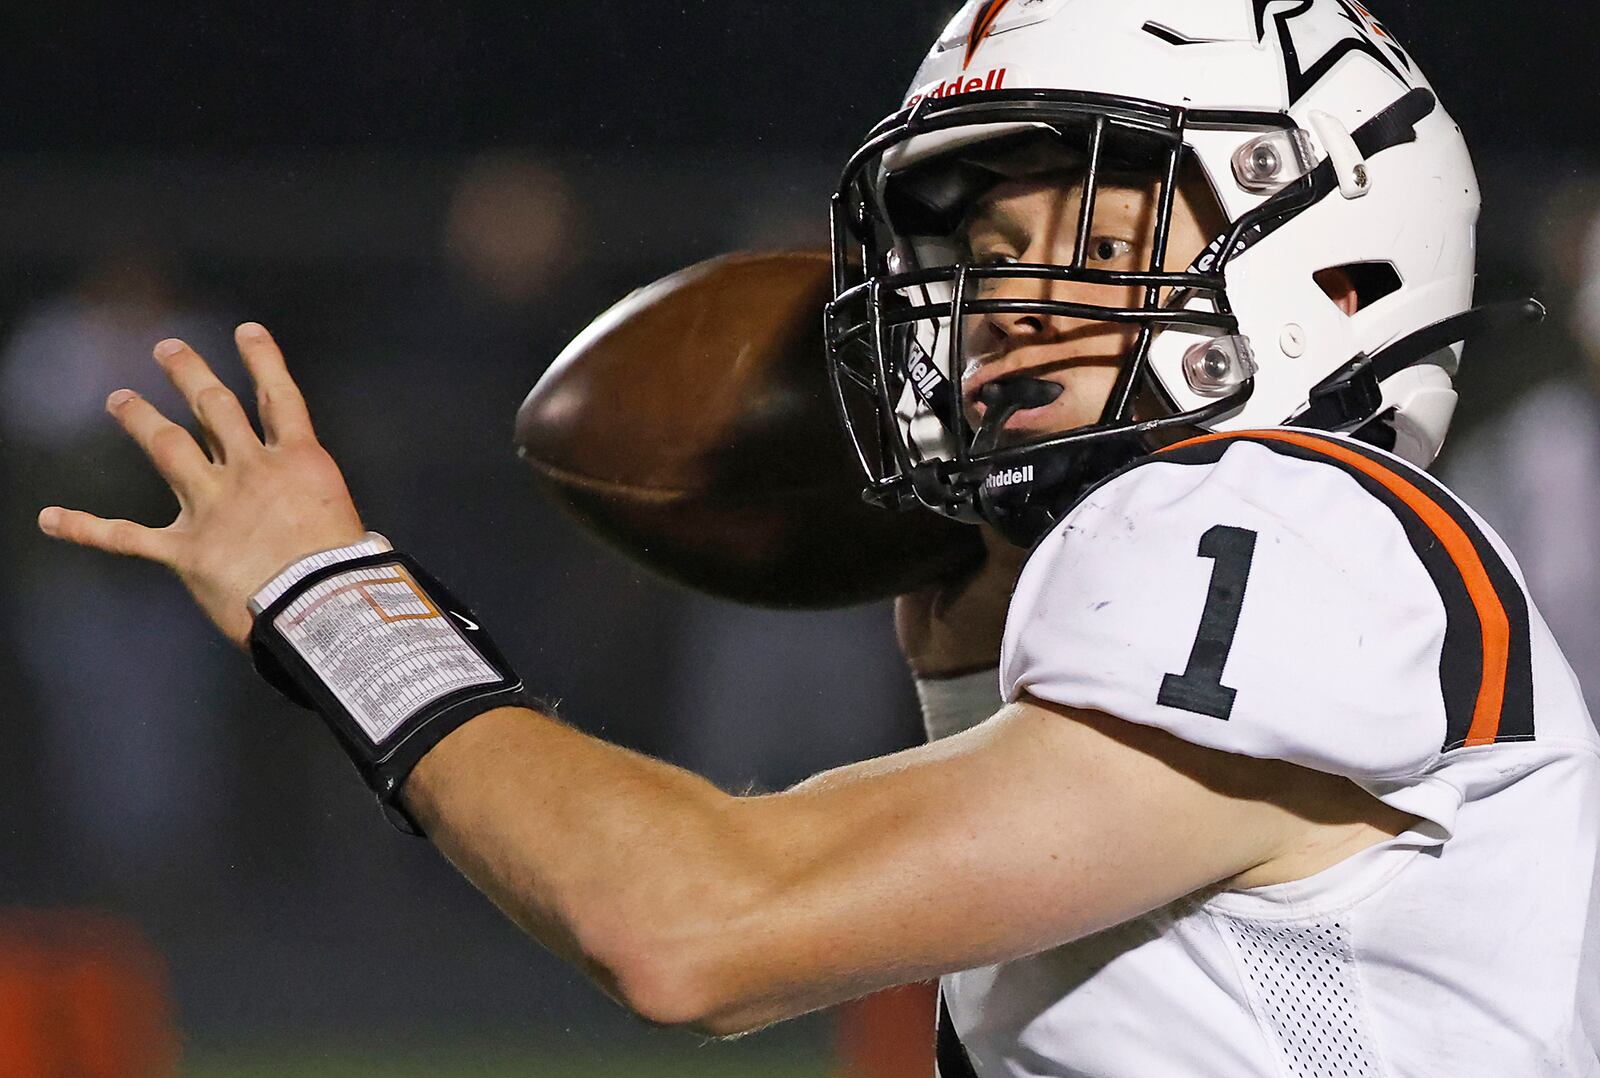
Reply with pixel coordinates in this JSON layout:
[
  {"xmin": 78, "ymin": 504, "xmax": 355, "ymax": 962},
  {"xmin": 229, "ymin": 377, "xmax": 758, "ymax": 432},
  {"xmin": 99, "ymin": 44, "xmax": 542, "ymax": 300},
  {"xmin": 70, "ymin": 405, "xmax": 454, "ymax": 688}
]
[
  {"xmin": 523, "ymin": 455, "xmax": 875, "ymax": 509},
  {"xmin": 521, "ymin": 456, "xmax": 693, "ymax": 505}
]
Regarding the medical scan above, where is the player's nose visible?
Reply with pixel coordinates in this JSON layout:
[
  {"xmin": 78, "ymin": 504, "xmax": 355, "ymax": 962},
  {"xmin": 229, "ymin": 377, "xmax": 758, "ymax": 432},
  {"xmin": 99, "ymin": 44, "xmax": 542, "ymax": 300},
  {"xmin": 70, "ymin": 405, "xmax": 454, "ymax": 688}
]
[{"xmin": 974, "ymin": 268, "xmax": 1108, "ymax": 347}]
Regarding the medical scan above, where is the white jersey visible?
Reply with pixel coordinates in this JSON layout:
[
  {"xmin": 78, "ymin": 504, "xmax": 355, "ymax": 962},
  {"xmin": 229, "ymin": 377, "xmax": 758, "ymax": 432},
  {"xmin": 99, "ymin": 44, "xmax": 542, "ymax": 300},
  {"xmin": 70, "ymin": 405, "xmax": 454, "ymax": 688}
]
[{"xmin": 938, "ymin": 430, "xmax": 1600, "ymax": 1078}]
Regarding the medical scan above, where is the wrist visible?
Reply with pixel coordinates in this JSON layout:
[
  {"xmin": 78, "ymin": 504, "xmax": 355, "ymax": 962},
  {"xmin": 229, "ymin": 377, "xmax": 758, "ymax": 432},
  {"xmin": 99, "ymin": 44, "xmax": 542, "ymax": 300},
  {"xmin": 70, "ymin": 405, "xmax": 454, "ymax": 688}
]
[
  {"xmin": 248, "ymin": 532, "xmax": 394, "ymax": 613},
  {"xmin": 248, "ymin": 544, "xmax": 526, "ymax": 834}
]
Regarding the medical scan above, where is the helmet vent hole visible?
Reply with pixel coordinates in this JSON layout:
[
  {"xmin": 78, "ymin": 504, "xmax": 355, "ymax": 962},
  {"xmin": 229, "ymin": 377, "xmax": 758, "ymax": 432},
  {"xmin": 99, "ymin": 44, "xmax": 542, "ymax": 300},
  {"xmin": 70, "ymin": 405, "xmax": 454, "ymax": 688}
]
[{"xmin": 1313, "ymin": 262, "xmax": 1402, "ymax": 316}]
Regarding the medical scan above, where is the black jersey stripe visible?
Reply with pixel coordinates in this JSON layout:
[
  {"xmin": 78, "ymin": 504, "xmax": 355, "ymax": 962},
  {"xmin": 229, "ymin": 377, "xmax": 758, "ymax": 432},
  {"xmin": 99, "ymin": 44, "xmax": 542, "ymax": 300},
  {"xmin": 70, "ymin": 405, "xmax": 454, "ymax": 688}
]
[
  {"xmin": 1316, "ymin": 434, "xmax": 1535, "ymax": 747},
  {"xmin": 937, "ymin": 990, "xmax": 981, "ymax": 1078},
  {"xmin": 1154, "ymin": 430, "xmax": 1534, "ymax": 752}
]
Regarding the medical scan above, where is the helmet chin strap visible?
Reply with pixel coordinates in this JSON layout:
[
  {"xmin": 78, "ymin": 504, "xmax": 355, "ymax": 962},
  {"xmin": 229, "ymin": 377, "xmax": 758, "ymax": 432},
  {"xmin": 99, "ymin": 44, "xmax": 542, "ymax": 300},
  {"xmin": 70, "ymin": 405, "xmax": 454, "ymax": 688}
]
[
  {"xmin": 1290, "ymin": 298, "xmax": 1547, "ymax": 433},
  {"xmin": 971, "ymin": 377, "xmax": 1156, "ymax": 548},
  {"xmin": 971, "ymin": 378, "xmax": 1066, "ymax": 455}
]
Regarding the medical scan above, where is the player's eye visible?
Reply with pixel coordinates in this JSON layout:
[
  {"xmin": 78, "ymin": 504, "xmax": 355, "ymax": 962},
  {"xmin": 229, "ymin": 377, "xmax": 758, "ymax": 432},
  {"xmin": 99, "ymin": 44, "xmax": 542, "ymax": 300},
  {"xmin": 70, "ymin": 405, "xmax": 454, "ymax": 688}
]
[{"xmin": 1086, "ymin": 237, "xmax": 1134, "ymax": 263}]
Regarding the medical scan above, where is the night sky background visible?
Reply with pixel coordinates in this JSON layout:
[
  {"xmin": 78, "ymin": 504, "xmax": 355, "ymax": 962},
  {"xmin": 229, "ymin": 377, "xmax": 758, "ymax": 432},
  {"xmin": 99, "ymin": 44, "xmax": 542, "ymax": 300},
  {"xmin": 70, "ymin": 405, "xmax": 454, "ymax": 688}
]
[{"xmin": 3, "ymin": 4, "xmax": 1589, "ymax": 157}]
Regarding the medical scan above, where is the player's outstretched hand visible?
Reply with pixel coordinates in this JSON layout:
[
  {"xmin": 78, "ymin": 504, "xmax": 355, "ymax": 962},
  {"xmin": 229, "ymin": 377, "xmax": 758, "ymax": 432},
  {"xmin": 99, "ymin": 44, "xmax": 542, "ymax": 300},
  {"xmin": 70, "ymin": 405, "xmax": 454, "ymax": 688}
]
[{"xmin": 38, "ymin": 323, "xmax": 368, "ymax": 648}]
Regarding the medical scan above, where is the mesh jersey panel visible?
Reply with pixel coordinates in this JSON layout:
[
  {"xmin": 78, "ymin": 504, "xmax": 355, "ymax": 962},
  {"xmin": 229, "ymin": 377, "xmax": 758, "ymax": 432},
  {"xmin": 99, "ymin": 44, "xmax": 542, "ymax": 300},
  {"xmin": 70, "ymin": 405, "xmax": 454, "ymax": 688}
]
[{"xmin": 1223, "ymin": 916, "xmax": 1384, "ymax": 1077}]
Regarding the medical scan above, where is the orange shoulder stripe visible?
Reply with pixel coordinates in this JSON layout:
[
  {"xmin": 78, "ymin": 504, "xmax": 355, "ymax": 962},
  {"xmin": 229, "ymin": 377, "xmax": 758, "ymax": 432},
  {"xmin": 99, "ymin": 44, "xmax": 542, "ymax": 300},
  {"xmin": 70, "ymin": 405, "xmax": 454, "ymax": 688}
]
[{"xmin": 1163, "ymin": 430, "xmax": 1510, "ymax": 747}]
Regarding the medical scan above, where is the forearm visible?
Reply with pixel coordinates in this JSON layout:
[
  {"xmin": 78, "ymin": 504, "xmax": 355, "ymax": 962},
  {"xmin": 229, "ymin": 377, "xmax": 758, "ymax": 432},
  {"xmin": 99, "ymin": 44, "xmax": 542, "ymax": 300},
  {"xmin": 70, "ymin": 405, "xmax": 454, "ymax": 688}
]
[
  {"xmin": 402, "ymin": 698, "xmax": 1141, "ymax": 1041},
  {"xmin": 400, "ymin": 702, "xmax": 986, "ymax": 1036},
  {"xmin": 402, "ymin": 704, "xmax": 772, "ymax": 1028}
]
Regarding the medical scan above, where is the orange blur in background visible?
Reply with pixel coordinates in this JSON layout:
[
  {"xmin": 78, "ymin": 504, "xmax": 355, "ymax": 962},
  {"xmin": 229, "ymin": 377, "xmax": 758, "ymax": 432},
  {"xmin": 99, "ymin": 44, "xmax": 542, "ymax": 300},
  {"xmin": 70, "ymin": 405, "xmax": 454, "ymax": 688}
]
[{"xmin": 0, "ymin": 911, "xmax": 176, "ymax": 1078}]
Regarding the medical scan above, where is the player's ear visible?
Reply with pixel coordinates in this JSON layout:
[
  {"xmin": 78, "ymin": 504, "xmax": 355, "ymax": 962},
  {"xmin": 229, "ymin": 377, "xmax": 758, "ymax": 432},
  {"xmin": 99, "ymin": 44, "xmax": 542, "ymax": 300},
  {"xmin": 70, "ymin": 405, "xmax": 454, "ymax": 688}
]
[{"xmin": 1313, "ymin": 266, "xmax": 1361, "ymax": 316}]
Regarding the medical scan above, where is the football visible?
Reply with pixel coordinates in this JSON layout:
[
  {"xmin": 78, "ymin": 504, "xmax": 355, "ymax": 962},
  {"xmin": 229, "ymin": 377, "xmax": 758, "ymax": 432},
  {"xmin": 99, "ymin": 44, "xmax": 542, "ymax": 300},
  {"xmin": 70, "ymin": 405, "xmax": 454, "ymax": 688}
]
[{"xmin": 515, "ymin": 250, "xmax": 982, "ymax": 608}]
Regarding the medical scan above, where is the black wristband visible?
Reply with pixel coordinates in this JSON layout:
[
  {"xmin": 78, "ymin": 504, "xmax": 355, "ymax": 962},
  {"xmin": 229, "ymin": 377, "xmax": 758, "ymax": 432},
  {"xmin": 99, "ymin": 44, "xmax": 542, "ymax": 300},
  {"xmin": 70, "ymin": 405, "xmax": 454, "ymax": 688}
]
[{"xmin": 249, "ymin": 551, "xmax": 526, "ymax": 835}]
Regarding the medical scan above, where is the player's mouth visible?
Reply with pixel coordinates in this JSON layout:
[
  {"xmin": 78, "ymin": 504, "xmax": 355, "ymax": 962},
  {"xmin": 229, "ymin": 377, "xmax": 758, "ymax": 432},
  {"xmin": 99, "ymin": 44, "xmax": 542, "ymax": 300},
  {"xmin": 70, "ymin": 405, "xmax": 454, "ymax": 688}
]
[{"xmin": 962, "ymin": 350, "xmax": 1122, "ymax": 439}]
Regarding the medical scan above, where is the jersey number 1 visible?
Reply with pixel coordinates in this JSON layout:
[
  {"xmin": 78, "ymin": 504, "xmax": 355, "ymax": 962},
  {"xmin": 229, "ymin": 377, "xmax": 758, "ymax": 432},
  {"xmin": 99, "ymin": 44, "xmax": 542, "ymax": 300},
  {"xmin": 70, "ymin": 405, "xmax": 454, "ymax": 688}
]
[{"xmin": 1158, "ymin": 525, "xmax": 1258, "ymax": 721}]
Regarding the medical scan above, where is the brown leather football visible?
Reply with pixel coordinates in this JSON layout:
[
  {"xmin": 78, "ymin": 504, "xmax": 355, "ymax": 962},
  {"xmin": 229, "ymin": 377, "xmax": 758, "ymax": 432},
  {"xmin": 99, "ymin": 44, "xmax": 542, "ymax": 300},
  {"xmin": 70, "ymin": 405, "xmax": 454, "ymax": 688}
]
[{"xmin": 515, "ymin": 250, "xmax": 982, "ymax": 608}]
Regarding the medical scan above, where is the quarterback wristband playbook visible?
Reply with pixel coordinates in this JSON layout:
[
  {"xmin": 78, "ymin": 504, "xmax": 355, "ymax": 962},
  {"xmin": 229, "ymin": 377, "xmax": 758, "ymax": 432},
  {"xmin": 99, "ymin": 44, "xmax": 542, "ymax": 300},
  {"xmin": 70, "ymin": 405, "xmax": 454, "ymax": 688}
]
[{"xmin": 248, "ymin": 535, "xmax": 526, "ymax": 834}]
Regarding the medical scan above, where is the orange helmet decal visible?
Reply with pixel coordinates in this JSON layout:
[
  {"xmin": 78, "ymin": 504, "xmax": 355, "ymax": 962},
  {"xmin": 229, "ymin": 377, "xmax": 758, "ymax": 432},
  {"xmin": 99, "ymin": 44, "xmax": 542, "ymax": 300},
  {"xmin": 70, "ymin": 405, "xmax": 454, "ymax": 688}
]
[{"xmin": 963, "ymin": 0, "xmax": 1015, "ymax": 70}]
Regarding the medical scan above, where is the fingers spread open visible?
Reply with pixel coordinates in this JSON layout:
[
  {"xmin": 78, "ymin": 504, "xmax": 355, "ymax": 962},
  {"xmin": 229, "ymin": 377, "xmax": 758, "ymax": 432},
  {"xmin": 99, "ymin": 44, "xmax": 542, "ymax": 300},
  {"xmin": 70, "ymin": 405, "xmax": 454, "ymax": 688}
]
[
  {"xmin": 153, "ymin": 338, "xmax": 260, "ymax": 463},
  {"xmin": 38, "ymin": 506, "xmax": 171, "ymax": 564},
  {"xmin": 106, "ymin": 389, "xmax": 213, "ymax": 501},
  {"xmin": 234, "ymin": 322, "xmax": 315, "ymax": 445}
]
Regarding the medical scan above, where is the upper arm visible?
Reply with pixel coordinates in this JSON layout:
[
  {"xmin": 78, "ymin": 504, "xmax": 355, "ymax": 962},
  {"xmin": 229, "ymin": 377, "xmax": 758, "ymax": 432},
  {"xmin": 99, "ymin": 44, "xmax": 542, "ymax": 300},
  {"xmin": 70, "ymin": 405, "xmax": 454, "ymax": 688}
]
[{"xmin": 701, "ymin": 694, "xmax": 1384, "ymax": 1032}]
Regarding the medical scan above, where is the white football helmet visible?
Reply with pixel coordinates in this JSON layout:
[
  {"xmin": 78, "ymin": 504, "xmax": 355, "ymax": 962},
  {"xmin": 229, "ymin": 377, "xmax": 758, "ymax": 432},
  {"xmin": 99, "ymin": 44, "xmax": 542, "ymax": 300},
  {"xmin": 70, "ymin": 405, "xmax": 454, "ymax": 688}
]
[{"xmin": 825, "ymin": 0, "xmax": 1538, "ymax": 544}]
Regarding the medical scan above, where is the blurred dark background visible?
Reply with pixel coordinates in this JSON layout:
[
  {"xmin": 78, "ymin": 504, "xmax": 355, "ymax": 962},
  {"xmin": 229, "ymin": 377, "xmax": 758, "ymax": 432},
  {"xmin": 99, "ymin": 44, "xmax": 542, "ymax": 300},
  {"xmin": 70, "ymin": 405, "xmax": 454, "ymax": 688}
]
[{"xmin": 1, "ymin": 2, "xmax": 1596, "ymax": 1073}]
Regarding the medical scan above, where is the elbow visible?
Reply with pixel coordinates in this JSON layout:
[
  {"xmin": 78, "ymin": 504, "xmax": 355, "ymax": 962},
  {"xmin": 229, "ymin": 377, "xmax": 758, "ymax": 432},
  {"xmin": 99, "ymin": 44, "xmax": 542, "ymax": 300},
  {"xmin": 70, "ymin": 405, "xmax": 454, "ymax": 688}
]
[
  {"xmin": 595, "ymin": 923, "xmax": 780, "ymax": 1037},
  {"xmin": 612, "ymin": 952, "xmax": 749, "ymax": 1036},
  {"xmin": 579, "ymin": 802, "xmax": 799, "ymax": 1036}
]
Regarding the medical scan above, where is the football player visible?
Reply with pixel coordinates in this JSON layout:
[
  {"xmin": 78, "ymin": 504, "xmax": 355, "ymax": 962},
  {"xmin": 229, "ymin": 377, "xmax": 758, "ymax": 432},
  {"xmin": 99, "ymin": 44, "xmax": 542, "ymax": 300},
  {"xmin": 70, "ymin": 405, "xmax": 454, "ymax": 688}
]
[{"xmin": 38, "ymin": 1, "xmax": 1599, "ymax": 1074}]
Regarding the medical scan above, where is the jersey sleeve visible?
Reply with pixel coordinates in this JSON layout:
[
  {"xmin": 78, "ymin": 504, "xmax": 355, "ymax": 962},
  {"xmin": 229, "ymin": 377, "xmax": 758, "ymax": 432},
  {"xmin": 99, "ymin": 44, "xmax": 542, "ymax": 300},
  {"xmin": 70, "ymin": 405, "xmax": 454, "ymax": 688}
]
[{"xmin": 1000, "ymin": 432, "xmax": 1535, "ymax": 811}]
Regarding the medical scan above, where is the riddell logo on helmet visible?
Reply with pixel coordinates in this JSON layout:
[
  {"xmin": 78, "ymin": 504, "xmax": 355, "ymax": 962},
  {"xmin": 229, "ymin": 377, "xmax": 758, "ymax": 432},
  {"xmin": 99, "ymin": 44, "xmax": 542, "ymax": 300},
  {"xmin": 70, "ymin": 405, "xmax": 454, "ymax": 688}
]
[
  {"xmin": 907, "ymin": 351, "xmax": 943, "ymax": 399},
  {"xmin": 985, "ymin": 465, "xmax": 1034, "ymax": 490},
  {"xmin": 905, "ymin": 67, "xmax": 1008, "ymax": 110}
]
